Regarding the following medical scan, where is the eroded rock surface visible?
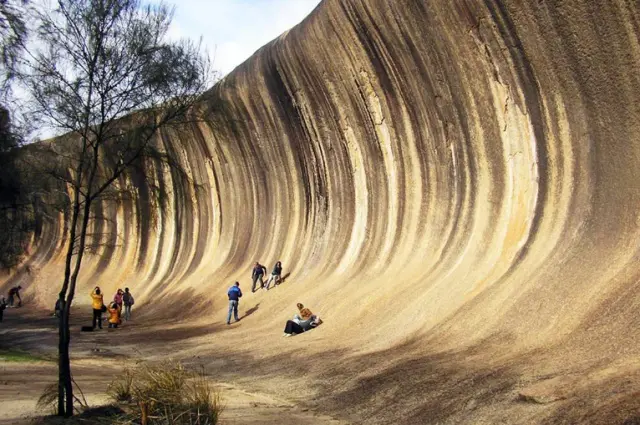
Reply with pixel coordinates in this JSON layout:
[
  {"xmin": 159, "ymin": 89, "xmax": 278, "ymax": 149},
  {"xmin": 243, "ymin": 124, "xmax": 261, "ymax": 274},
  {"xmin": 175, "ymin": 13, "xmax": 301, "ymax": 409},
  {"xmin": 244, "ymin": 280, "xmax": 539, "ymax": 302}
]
[{"xmin": 4, "ymin": 1, "xmax": 640, "ymax": 424}]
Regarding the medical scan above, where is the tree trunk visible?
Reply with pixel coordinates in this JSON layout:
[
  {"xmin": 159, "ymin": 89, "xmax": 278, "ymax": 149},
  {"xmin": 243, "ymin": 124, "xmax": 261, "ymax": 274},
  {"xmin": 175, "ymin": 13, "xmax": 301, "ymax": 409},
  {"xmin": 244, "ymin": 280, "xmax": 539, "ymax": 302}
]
[
  {"xmin": 57, "ymin": 309, "xmax": 66, "ymax": 416},
  {"xmin": 62, "ymin": 302, "xmax": 73, "ymax": 416},
  {"xmin": 58, "ymin": 148, "xmax": 98, "ymax": 416},
  {"xmin": 57, "ymin": 298, "xmax": 73, "ymax": 417}
]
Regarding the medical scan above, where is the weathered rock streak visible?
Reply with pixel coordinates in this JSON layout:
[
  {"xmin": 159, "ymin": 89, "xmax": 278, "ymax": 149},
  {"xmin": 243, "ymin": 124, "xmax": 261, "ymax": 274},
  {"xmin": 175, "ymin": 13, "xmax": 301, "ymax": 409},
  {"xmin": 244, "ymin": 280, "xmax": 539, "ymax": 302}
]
[{"xmin": 10, "ymin": 0, "xmax": 640, "ymax": 423}]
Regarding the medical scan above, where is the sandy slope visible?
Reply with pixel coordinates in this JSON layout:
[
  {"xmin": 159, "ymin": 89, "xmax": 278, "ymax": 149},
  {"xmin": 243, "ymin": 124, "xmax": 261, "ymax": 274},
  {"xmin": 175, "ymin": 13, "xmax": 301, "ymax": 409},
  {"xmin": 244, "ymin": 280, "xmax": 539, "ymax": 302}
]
[{"xmin": 0, "ymin": 307, "xmax": 346, "ymax": 425}]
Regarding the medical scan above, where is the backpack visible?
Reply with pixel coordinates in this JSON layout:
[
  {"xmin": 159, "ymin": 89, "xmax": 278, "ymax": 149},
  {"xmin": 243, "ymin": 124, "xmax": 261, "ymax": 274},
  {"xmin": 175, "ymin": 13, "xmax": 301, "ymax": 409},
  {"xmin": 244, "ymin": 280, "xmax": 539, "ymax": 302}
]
[{"xmin": 123, "ymin": 293, "xmax": 134, "ymax": 305}]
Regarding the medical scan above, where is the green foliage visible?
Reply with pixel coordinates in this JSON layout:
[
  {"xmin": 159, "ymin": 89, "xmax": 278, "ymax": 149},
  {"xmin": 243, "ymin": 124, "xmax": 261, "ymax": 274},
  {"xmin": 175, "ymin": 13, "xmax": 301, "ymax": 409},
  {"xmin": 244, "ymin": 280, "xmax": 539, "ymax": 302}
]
[
  {"xmin": 0, "ymin": 106, "xmax": 35, "ymax": 269},
  {"xmin": 0, "ymin": 0, "xmax": 28, "ymax": 86},
  {"xmin": 0, "ymin": 348, "xmax": 49, "ymax": 362},
  {"xmin": 11, "ymin": 0, "xmax": 212, "ymax": 416}
]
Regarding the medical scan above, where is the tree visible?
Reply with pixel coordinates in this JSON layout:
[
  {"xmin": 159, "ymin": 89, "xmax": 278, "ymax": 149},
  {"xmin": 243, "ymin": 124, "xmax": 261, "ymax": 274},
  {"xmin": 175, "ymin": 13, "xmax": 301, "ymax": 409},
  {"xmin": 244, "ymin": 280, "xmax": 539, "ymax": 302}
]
[
  {"xmin": 0, "ymin": 1, "xmax": 32, "ymax": 269},
  {"xmin": 16, "ymin": 0, "xmax": 212, "ymax": 416},
  {"xmin": 0, "ymin": 0, "xmax": 28, "ymax": 89}
]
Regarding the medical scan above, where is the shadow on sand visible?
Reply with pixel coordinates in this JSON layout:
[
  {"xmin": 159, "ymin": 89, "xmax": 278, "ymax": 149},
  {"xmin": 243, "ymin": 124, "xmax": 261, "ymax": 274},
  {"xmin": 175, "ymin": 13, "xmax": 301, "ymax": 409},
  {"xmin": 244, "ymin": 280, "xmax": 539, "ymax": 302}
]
[{"xmin": 243, "ymin": 303, "xmax": 259, "ymax": 319}]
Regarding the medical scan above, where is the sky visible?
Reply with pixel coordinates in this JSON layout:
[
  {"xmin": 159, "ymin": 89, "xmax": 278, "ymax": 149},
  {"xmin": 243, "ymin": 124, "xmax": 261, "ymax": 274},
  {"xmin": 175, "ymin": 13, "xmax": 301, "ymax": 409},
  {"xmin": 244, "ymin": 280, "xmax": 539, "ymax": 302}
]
[{"xmin": 167, "ymin": 0, "xmax": 322, "ymax": 77}]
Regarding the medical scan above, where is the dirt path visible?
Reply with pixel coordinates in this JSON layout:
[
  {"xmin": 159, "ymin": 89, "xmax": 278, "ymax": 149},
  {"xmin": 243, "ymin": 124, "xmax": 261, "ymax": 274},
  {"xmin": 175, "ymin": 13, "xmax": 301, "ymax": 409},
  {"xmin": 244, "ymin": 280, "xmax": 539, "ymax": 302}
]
[
  {"xmin": 0, "ymin": 307, "xmax": 347, "ymax": 425},
  {"xmin": 0, "ymin": 360, "xmax": 345, "ymax": 425}
]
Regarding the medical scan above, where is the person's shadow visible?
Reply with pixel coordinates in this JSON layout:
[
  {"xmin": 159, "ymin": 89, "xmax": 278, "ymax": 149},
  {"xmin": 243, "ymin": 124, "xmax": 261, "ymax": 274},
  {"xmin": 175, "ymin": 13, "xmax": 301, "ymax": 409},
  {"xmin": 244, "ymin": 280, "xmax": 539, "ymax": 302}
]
[
  {"xmin": 242, "ymin": 303, "xmax": 260, "ymax": 319},
  {"xmin": 279, "ymin": 273, "xmax": 291, "ymax": 283}
]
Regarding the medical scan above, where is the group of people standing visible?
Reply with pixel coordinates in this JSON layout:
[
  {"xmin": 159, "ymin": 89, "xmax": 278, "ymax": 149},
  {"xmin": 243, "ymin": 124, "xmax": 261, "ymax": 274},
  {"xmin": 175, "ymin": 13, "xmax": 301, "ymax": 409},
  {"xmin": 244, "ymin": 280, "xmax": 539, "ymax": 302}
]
[
  {"xmin": 227, "ymin": 261, "xmax": 322, "ymax": 336},
  {"xmin": 90, "ymin": 287, "xmax": 135, "ymax": 329}
]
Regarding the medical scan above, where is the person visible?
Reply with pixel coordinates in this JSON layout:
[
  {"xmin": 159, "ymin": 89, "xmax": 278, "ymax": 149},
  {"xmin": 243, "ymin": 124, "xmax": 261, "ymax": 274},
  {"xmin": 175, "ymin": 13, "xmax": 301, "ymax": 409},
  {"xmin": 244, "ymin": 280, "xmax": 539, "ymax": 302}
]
[
  {"xmin": 0, "ymin": 297, "xmax": 6, "ymax": 322},
  {"xmin": 90, "ymin": 287, "xmax": 104, "ymax": 330},
  {"xmin": 251, "ymin": 262, "xmax": 267, "ymax": 292},
  {"xmin": 283, "ymin": 303, "xmax": 322, "ymax": 337},
  {"xmin": 54, "ymin": 298, "xmax": 63, "ymax": 318},
  {"xmin": 264, "ymin": 261, "xmax": 283, "ymax": 290},
  {"xmin": 113, "ymin": 288, "xmax": 124, "ymax": 308},
  {"xmin": 122, "ymin": 287, "xmax": 134, "ymax": 321},
  {"xmin": 226, "ymin": 281, "xmax": 242, "ymax": 325},
  {"xmin": 7, "ymin": 285, "xmax": 22, "ymax": 307},
  {"xmin": 107, "ymin": 301, "xmax": 121, "ymax": 329}
]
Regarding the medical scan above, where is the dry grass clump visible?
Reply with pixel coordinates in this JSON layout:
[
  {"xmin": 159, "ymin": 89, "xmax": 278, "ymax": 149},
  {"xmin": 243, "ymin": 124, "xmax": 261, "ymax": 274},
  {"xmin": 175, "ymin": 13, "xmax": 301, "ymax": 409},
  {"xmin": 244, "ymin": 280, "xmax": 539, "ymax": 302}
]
[
  {"xmin": 107, "ymin": 367, "xmax": 134, "ymax": 403},
  {"xmin": 109, "ymin": 361, "xmax": 222, "ymax": 425},
  {"xmin": 37, "ymin": 379, "xmax": 88, "ymax": 415}
]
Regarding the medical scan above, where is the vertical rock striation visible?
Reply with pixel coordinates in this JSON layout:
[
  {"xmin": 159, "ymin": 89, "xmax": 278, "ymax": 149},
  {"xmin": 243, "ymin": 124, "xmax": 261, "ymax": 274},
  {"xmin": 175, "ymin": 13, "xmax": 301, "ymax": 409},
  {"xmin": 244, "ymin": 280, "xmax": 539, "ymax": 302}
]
[{"xmin": 6, "ymin": 0, "xmax": 640, "ymax": 423}]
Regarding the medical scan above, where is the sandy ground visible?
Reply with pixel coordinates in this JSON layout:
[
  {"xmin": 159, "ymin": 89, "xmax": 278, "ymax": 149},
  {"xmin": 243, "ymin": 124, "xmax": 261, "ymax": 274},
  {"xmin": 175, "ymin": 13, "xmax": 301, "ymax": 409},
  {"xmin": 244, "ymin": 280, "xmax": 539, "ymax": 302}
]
[{"xmin": 0, "ymin": 306, "xmax": 347, "ymax": 425}]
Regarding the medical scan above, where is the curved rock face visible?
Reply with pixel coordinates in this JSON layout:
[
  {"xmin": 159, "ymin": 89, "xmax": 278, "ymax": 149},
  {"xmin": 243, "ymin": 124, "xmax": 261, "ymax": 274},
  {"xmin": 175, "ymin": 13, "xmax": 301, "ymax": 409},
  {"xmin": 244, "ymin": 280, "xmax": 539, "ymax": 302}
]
[{"xmin": 7, "ymin": 0, "xmax": 640, "ymax": 423}]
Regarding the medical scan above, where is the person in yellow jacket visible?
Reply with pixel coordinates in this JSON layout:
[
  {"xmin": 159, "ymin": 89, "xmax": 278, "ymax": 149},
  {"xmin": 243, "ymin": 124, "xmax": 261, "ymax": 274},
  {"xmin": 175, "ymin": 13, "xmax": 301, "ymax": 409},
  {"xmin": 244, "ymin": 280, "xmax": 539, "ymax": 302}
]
[
  {"xmin": 90, "ymin": 287, "xmax": 104, "ymax": 330},
  {"xmin": 107, "ymin": 301, "xmax": 122, "ymax": 329}
]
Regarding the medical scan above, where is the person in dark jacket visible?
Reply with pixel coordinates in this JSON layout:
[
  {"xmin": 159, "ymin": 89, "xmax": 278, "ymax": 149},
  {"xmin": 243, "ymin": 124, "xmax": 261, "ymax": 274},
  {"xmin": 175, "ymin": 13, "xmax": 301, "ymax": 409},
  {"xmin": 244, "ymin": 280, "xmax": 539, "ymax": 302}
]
[
  {"xmin": 251, "ymin": 262, "xmax": 267, "ymax": 292},
  {"xmin": 122, "ymin": 288, "xmax": 134, "ymax": 321},
  {"xmin": 54, "ymin": 298, "xmax": 63, "ymax": 318},
  {"xmin": 264, "ymin": 261, "xmax": 283, "ymax": 290},
  {"xmin": 226, "ymin": 281, "xmax": 243, "ymax": 324},
  {"xmin": 0, "ymin": 297, "xmax": 6, "ymax": 322},
  {"xmin": 8, "ymin": 286, "xmax": 22, "ymax": 307}
]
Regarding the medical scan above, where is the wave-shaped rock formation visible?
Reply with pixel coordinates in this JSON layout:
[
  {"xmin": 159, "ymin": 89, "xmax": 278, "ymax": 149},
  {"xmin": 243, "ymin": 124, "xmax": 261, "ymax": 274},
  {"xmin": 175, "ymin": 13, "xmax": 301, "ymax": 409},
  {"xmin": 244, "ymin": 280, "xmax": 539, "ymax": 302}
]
[{"xmin": 5, "ymin": 0, "xmax": 640, "ymax": 423}]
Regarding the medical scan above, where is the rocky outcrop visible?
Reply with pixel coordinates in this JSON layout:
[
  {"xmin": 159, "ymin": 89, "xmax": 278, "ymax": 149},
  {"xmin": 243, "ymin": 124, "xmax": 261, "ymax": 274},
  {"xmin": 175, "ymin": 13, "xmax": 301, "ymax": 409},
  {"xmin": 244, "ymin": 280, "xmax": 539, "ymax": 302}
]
[{"xmin": 6, "ymin": 0, "xmax": 640, "ymax": 423}]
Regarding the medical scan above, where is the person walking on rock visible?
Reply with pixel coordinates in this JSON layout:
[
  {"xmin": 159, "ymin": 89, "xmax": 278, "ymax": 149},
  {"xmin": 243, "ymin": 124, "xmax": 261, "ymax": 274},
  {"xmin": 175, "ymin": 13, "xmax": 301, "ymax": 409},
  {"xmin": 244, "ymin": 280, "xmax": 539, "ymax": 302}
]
[
  {"xmin": 122, "ymin": 287, "xmax": 134, "ymax": 321},
  {"xmin": 7, "ymin": 285, "xmax": 22, "ymax": 307},
  {"xmin": 264, "ymin": 261, "xmax": 283, "ymax": 290},
  {"xmin": 251, "ymin": 262, "xmax": 267, "ymax": 292},
  {"xmin": 226, "ymin": 281, "xmax": 242, "ymax": 324},
  {"xmin": 90, "ymin": 287, "xmax": 104, "ymax": 330}
]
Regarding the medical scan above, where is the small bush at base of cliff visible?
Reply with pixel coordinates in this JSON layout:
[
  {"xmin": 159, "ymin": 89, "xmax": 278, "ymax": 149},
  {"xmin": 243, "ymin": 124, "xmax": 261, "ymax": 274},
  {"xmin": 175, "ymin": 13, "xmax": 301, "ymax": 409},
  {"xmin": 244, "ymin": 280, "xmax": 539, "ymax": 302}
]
[
  {"xmin": 108, "ymin": 361, "xmax": 222, "ymax": 425},
  {"xmin": 107, "ymin": 367, "xmax": 134, "ymax": 403}
]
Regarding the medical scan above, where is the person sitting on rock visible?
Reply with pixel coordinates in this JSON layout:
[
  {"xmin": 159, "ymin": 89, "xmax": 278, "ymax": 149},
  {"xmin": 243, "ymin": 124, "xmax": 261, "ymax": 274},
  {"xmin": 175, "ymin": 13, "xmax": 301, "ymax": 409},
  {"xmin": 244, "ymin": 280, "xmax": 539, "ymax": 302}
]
[{"xmin": 283, "ymin": 303, "xmax": 322, "ymax": 337}]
